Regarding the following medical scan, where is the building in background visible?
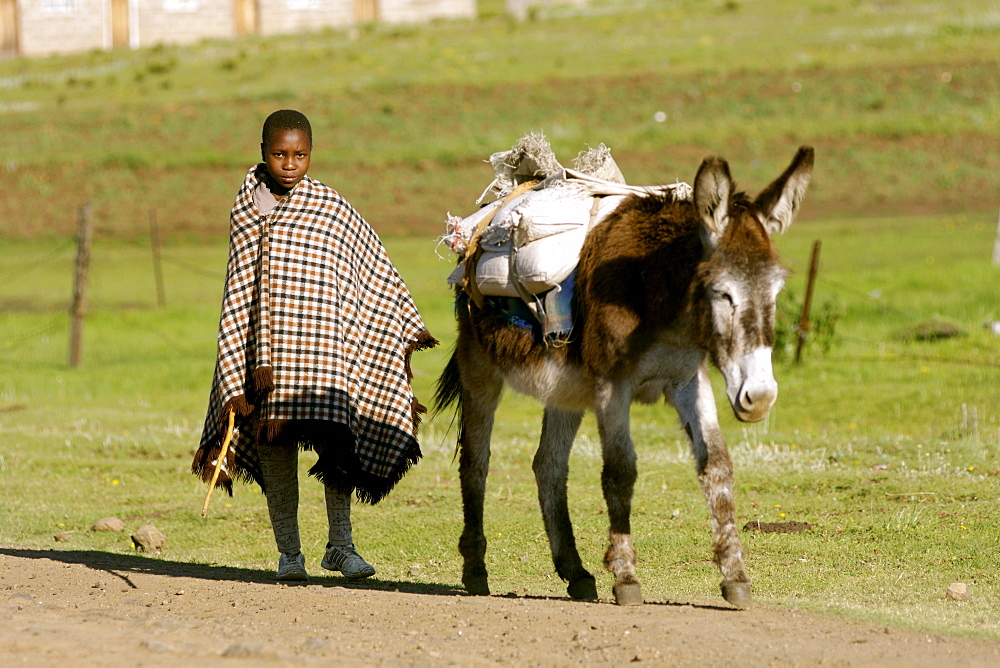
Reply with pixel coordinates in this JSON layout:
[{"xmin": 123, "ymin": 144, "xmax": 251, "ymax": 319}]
[
  {"xmin": 505, "ymin": 0, "xmax": 584, "ymax": 21},
  {"xmin": 0, "ymin": 0, "xmax": 476, "ymax": 58}
]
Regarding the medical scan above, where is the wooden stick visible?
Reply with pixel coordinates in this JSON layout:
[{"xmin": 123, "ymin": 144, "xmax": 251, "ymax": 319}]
[{"xmin": 201, "ymin": 409, "xmax": 236, "ymax": 518}]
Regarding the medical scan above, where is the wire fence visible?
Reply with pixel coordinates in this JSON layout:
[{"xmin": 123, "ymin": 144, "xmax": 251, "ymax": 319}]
[
  {"xmin": 0, "ymin": 219, "xmax": 223, "ymax": 363},
  {"xmin": 115, "ymin": 235, "xmax": 223, "ymax": 281},
  {"xmin": 2, "ymin": 222, "xmax": 997, "ymax": 371},
  {"xmin": 806, "ymin": 275, "xmax": 1000, "ymax": 369},
  {"xmin": 0, "ymin": 237, "xmax": 76, "ymax": 285},
  {"xmin": 0, "ymin": 239, "xmax": 77, "ymax": 358}
]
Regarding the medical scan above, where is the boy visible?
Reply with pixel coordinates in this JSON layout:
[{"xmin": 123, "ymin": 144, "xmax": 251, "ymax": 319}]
[{"xmin": 192, "ymin": 110, "xmax": 437, "ymax": 581}]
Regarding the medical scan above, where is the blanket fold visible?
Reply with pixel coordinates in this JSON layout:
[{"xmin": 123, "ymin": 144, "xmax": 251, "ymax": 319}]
[{"xmin": 192, "ymin": 164, "xmax": 437, "ymax": 504}]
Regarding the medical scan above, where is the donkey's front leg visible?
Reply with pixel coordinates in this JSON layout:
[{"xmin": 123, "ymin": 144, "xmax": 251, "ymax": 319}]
[
  {"xmin": 674, "ymin": 362, "xmax": 751, "ymax": 608},
  {"xmin": 457, "ymin": 359, "xmax": 504, "ymax": 596},
  {"xmin": 593, "ymin": 379, "xmax": 642, "ymax": 606},
  {"xmin": 534, "ymin": 406, "xmax": 597, "ymax": 600}
]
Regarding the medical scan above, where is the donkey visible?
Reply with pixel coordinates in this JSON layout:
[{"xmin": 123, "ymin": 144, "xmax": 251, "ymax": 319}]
[{"xmin": 435, "ymin": 147, "xmax": 814, "ymax": 607}]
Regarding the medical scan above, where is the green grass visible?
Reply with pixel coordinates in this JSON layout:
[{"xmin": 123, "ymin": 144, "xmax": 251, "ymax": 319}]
[
  {"xmin": 1, "ymin": 0, "xmax": 998, "ymax": 237},
  {"xmin": 1, "ymin": 0, "xmax": 998, "ymax": 643},
  {"xmin": 1, "ymin": 213, "xmax": 998, "ymax": 637}
]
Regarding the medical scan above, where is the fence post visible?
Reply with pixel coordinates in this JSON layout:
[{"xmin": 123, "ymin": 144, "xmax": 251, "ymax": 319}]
[
  {"xmin": 794, "ymin": 239, "xmax": 822, "ymax": 365},
  {"xmin": 69, "ymin": 203, "xmax": 93, "ymax": 368},
  {"xmin": 150, "ymin": 209, "xmax": 166, "ymax": 308}
]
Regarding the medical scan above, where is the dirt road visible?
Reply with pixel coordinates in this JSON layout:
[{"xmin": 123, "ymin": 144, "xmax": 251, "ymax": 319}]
[{"xmin": 2, "ymin": 546, "xmax": 997, "ymax": 666}]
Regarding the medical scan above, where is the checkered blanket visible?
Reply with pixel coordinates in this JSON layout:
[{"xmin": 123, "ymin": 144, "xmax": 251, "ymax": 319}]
[{"xmin": 192, "ymin": 164, "xmax": 437, "ymax": 503}]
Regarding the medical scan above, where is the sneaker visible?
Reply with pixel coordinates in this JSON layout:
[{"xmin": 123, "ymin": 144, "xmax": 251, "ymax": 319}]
[
  {"xmin": 322, "ymin": 543, "xmax": 376, "ymax": 579},
  {"xmin": 276, "ymin": 552, "xmax": 308, "ymax": 582}
]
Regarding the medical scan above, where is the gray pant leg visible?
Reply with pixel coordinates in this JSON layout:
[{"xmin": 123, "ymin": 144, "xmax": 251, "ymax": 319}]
[
  {"xmin": 325, "ymin": 486, "xmax": 353, "ymax": 547},
  {"xmin": 257, "ymin": 444, "xmax": 301, "ymax": 555}
]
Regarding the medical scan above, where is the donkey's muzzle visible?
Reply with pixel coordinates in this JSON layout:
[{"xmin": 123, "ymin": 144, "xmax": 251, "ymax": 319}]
[
  {"xmin": 727, "ymin": 348, "xmax": 778, "ymax": 423},
  {"xmin": 734, "ymin": 381, "xmax": 778, "ymax": 423}
]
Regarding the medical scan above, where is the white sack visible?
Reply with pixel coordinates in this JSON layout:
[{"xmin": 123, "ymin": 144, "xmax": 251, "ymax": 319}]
[
  {"xmin": 512, "ymin": 180, "xmax": 595, "ymax": 247},
  {"xmin": 590, "ymin": 194, "xmax": 628, "ymax": 228},
  {"xmin": 479, "ymin": 190, "xmax": 534, "ymax": 251},
  {"xmin": 572, "ymin": 143, "xmax": 626, "ymax": 184},
  {"xmin": 481, "ymin": 180, "xmax": 595, "ymax": 251},
  {"xmin": 475, "ymin": 223, "xmax": 588, "ymax": 297},
  {"xmin": 442, "ymin": 132, "xmax": 694, "ymax": 299}
]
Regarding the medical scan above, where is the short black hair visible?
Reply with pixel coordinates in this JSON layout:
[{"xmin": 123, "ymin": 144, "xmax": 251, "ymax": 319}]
[{"xmin": 262, "ymin": 109, "xmax": 312, "ymax": 147}]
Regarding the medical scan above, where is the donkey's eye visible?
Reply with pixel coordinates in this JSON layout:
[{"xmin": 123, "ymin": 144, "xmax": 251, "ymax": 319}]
[{"xmin": 713, "ymin": 291, "xmax": 734, "ymax": 306}]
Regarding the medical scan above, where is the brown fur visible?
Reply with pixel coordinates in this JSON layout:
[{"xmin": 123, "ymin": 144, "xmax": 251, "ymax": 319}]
[
  {"xmin": 575, "ymin": 194, "xmax": 703, "ymax": 376},
  {"xmin": 464, "ymin": 189, "xmax": 783, "ymax": 379}
]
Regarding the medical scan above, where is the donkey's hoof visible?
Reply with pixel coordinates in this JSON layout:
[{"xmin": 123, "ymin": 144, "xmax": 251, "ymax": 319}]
[
  {"xmin": 567, "ymin": 575, "xmax": 598, "ymax": 601},
  {"xmin": 612, "ymin": 581, "xmax": 643, "ymax": 606},
  {"xmin": 463, "ymin": 575, "xmax": 490, "ymax": 596},
  {"xmin": 720, "ymin": 581, "xmax": 752, "ymax": 608}
]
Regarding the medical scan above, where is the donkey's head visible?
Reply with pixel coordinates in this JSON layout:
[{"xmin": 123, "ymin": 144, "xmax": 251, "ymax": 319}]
[{"xmin": 691, "ymin": 146, "xmax": 813, "ymax": 422}]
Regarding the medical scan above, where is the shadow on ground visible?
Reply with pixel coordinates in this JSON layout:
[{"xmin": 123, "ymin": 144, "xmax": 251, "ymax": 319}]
[
  {"xmin": 0, "ymin": 545, "xmax": 463, "ymax": 596},
  {"xmin": 1, "ymin": 545, "xmax": 742, "ymax": 610}
]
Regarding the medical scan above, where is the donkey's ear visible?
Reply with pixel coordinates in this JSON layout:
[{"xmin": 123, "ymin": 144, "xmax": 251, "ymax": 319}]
[
  {"xmin": 694, "ymin": 156, "xmax": 732, "ymax": 245},
  {"xmin": 754, "ymin": 146, "xmax": 814, "ymax": 236}
]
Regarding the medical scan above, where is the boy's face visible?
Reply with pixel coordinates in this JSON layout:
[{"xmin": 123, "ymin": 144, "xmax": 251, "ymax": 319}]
[{"xmin": 261, "ymin": 128, "xmax": 311, "ymax": 194}]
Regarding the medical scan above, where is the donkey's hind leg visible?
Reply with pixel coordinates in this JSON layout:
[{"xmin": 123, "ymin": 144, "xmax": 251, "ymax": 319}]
[
  {"xmin": 457, "ymin": 358, "xmax": 504, "ymax": 597},
  {"xmin": 593, "ymin": 380, "xmax": 642, "ymax": 606},
  {"xmin": 534, "ymin": 406, "xmax": 597, "ymax": 600}
]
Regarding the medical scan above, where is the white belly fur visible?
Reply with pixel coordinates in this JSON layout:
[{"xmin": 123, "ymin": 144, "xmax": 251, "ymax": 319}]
[
  {"xmin": 502, "ymin": 358, "xmax": 593, "ymax": 411},
  {"xmin": 499, "ymin": 340, "xmax": 703, "ymax": 410}
]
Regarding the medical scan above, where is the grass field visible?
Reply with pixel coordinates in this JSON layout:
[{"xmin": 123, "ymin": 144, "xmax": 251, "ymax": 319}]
[
  {"xmin": 1, "ymin": 214, "xmax": 997, "ymax": 636},
  {"xmin": 1, "ymin": 0, "xmax": 998, "ymax": 237},
  {"xmin": 1, "ymin": 0, "xmax": 998, "ymax": 641}
]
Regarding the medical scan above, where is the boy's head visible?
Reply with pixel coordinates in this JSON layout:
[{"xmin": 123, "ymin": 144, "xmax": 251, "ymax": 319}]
[
  {"xmin": 260, "ymin": 109, "xmax": 312, "ymax": 194},
  {"xmin": 262, "ymin": 109, "xmax": 312, "ymax": 149}
]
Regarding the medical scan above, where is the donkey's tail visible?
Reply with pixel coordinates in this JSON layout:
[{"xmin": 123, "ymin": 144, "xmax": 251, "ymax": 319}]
[
  {"xmin": 433, "ymin": 349, "xmax": 463, "ymax": 417},
  {"xmin": 433, "ymin": 351, "xmax": 464, "ymax": 459}
]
